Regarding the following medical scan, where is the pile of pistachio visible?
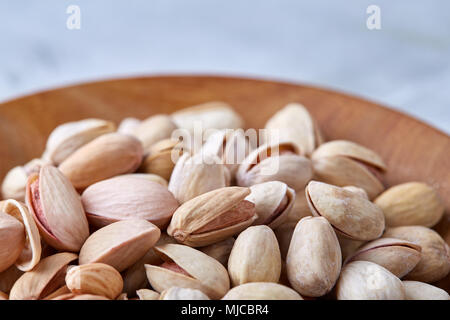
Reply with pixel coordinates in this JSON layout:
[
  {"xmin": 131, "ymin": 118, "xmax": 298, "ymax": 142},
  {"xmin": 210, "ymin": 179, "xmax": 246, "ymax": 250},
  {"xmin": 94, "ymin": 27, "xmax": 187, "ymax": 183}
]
[{"xmin": 0, "ymin": 102, "xmax": 449, "ymax": 300}]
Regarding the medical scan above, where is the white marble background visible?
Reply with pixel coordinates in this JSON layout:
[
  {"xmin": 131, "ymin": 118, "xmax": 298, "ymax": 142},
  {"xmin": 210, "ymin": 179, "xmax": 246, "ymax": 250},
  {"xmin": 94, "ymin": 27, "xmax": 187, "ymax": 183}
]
[{"xmin": 0, "ymin": 0, "xmax": 449, "ymax": 133}]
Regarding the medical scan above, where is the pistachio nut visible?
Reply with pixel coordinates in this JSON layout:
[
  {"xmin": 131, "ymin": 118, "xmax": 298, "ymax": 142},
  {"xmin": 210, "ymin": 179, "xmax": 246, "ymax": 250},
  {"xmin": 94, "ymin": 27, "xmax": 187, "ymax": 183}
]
[
  {"xmin": 228, "ymin": 225, "xmax": 281, "ymax": 286},
  {"xmin": 25, "ymin": 165, "xmax": 89, "ymax": 252},
  {"xmin": 383, "ymin": 226, "xmax": 450, "ymax": 283},
  {"xmin": 245, "ymin": 181, "xmax": 295, "ymax": 229},
  {"xmin": 160, "ymin": 287, "xmax": 210, "ymax": 300},
  {"xmin": 9, "ymin": 252, "xmax": 77, "ymax": 300},
  {"xmin": 79, "ymin": 219, "xmax": 161, "ymax": 272},
  {"xmin": 167, "ymin": 187, "xmax": 257, "ymax": 247},
  {"xmin": 346, "ymin": 238, "xmax": 422, "ymax": 278},
  {"xmin": 52, "ymin": 293, "xmax": 109, "ymax": 300},
  {"xmin": 117, "ymin": 117, "xmax": 141, "ymax": 135},
  {"xmin": 336, "ymin": 261, "xmax": 405, "ymax": 300},
  {"xmin": 273, "ymin": 221, "xmax": 297, "ymax": 260},
  {"xmin": 136, "ymin": 289, "xmax": 160, "ymax": 300},
  {"xmin": 286, "ymin": 216, "xmax": 341, "ymax": 297},
  {"xmin": 236, "ymin": 142, "xmax": 313, "ymax": 191},
  {"xmin": 1, "ymin": 166, "xmax": 27, "ymax": 201},
  {"xmin": 0, "ymin": 212, "xmax": 25, "ymax": 272},
  {"xmin": 402, "ymin": 281, "xmax": 450, "ymax": 300},
  {"xmin": 81, "ymin": 176, "xmax": 179, "ymax": 228},
  {"xmin": 168, "ymin": 153, "xmax": 230, "ymax": 204},
  {"xmin": 306, "ymin": 181, "xmax": 385, "ymax": 241},
  {"xmin": 374, "ymin": 182, "xmax": 444, "ymax": 228},
  {"xmin": 118, "ymin": 173, "xmax": 168, "ymax": 187},
  {"xmin": 65, "ymin": 263, "xmax": 123, "ymax": 300},
  {"xmin": 222, "ymin": 282, "xmax": 303, "ymax": 300},
  {"xmin": 200, "ymin": 237, "xmax": 235, "ymax": 266},
  {"xmin": 342, "ymin": 186, "xmax": 369, "ymax": 199},
  {"xmin": 43, "ymin": 118, "xmax": 116, "ymax": 165},
  {"xmin": 312, "ymin": 140, "xmax": 386, "ymax": 199},
  {"xmin": 58, "ymin": 133, "xmax": 143, "ymax": 189},
  {"xmin": 145, "ymin": 243, "xmax": 230, "ymax": 299},
  {"xmin": 132, "ymin": 114, "xmax": 177, "ymax": 151},
  {"xmin": 264, "ymin": 103, "xmax": 324, "ymax": 156}
]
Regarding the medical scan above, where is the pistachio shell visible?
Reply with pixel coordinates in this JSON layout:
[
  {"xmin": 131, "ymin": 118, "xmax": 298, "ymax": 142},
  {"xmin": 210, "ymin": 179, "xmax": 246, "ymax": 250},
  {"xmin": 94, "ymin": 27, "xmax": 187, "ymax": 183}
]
[
  {"xmin": 222, "ymin": 282, "xmax": 303, "ymax": 300},
  {"xmin": 42, "ymin": 285, "xmax": 70, "ymax": 300},
  {"xmin": 228, "ymin": 225, "xmax": 281, "ymax": 286},
  {"xmin": 81, "ymin": 176, "xmax": 179, "ymax": 228},
  {"xmin": 59, "ymin": 133, "xmax": 143, "ymax": 189},
  {"xmin": 136, "ymin": 289, "xmax": 160, "ymax": 300},
  {"xmin": 0, "ymin": 212, "xmax": 25, "ymax": 272},
  {"xmin": 160, "ymin": 287, "xmax": 210, "ymax": 300},
  {"xmin": 286, "ymin": 216, "xmax": 341, "ymax": 297},
  {"xmin": 52, "ymin": 293, "xmax": 109, "ymax": 300},
  {"xmin": 374, "ymin": 182, "xmax": 444, "ymax": 228},
  {"xmin": 346, "ymin": 238, "xmax": 422, "ymax": 278},
  {"xmin": 118, "ymin": 173, "xmax": 168, "ymax": 186},
  {"xmin": 79, "ymin": 219, "xmax": 161, "ymax": 272},
  {"xmin": 200, "ymin": 237, "xmax": 235, "ymax": 266},
  {"xmin": 343, "ymin": 186, "xmax": 369, "ymax": 199},
  {"xmin": 402, "ymin": 281, "xmax": 450, "ymax": 300},
  {"xmin": 9, "ymin": 252, "xmax": 77, "ymax": 300},
  {"xmin": 383, "ymin": 226, "xmax": 450, "ymax": 283},
  {"xmin": 132, "ymin": 114, "xmax": 177, "ymax": 151},
  {"xmin": 306, "ymin": 181, "xmax": 385, "ymax": 241},
  {"xmin": 117, "ymin": 117, "xmax": 141, "ymax": 135},
  {"xmin": 1, "ymin": 166, "xmax": 27, "ymax": 201},
  {"xmin": 336, "ymin": 261, "xmax": 405, "ymax": 300},
  {"xmin": 145, "ymin": 243, "xmax": 230, "ymax": 299},
  {"xmin": 26, "ymin": 165, "xmax": 89, "ymax": 252},
  {"xmin": 273, "ymin": 221, "xmax": 297, "ymax": 260}
]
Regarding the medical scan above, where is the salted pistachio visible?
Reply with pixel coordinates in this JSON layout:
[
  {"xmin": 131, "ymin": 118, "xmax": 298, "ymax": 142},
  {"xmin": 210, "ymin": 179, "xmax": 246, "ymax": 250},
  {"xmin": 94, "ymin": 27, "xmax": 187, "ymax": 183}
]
[
  {"xmin": 200, "ymin": 237, "xmax": 235, "ymax": 266},
  {"xmin": 374, "ymin": 182, "xmax": 444, "ymax": 228},
  {"xmin": 136, "ymin": 289, "xmax": 160, "ymax": 300},
  {"xmin": 0, "ymin": 266, "xmax": 23, "ymax": 294},
  {"xmin": 9, "ymin": 252, "xmax": 77, "ymax": 300},
  {"xmin": 43, "ymin": 118, "xmax": 116, "ymax": 165},
  {"xmin": 264, "ymin": 103, "xmax": 324, "ymax": 156},
  {"xmin": 245, "ymin": 181, "xmax": 295, "ymax": 229},
  {"xmin": 81, "ymin": 176, "xmax": 179, "ymax": 229},
  {"xmin": 337, "ymin": 235, "xmax": 365, "ymax": 262},
  {"xmin": 402, "ymin": 281, "xmax": 450, "ymax": 300},
  {"xmin": 145, "ymin": 243, "xmax": 230, "ymax": 299},
  {"xmin": 59, "ymin": 133, "xmax": 143, "ymax": 189},
  {"xmin": 383, "ymin": 226, "xmax": 450, "ymax": 283},
  {"xmin": 52, "ymin": 293, "xmax": 109, "ymax": 300},
  {"xmin": 222, "ymin": 282, "xmax": 303, "ymax": 300},
  {"xmin": 336, "ymin": 261, "xmax": 405, "ymax": 300},
  {"xmin": 132, "ymin": 114, "xmax": 177, "ymax": 151},
  {"xmin": 167, "ymin": 187, "xmax": 257, "ymax": 247},
  {"xmin": 26, "ymin": 165, "xmax": 89, "ymax": 252},
  {"xmin": 285, "ymin": 189, "xmax": 312, "ymax": 223},
  {"xmin": 273, "ymin": 221, "xmax": 297, "ymax": 260},
  {"xmin": 286, "ymin": 216, "xmax": 341, "ymax": 297},
  {"xmin": 346, "ymin": 238, "xmax": 422, "ymax": 278},
  {"xmin": 117, "ymin": 117, "xmax": 141, "ymax": 135},
  {"xmin": 79, "ymin": 219, "xmax": 161, "ymax": 272},
  {"xmin": 171, "ymin": 101, "xmax": 244, "ymax": 135},
  {"xmin": 312, "ymin": 140, "xmax": 386, "ymax": 199},
  {"xmin": 306, "ymin": 181, "xmax": 385, "ymax": 241},
  {"xmin": 343, "ymin": 186, "xmax": 369, "ymax": 199},
  {"xmin": 160, "ymin": 287, "xmax": 210, "ymax": 300},
  {"xmin": 118, "ymin": 173, "xmax": 168, "ymax": 186},
  {"xmin": 168, "ymin": 153, "xmax": 230, "ymax": 204},
  {"xmin": 228, "ymin": 225, "xmax": 281, "ymax": 286},
  {"xmin": 66, "ymin": 263, "xmax": 123, "ymax": 300},
  {"xmin": 236, "ymin": 142, "xmax": 313, "ymax": 192},
  {"xmin": 0, "ymin": 200, "xmax": 41, "ymax": 271},
  {"xmin": 0, "ymin": 212, "xmax": 25, "ymax": 272}
]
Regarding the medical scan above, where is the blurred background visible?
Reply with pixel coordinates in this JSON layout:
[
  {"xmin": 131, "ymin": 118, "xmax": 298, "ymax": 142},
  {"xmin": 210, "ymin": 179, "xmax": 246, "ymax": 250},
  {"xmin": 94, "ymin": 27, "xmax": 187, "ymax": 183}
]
[{"xmin": 1, "ymin": 0, "xmax": 449, "ymax": 133}]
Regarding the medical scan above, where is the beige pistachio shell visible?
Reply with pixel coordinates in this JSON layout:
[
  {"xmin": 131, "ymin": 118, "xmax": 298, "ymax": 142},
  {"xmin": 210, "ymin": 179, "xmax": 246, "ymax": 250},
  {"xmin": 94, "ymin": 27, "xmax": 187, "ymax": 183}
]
[
  {"xmin": 286, "ymin": 216, "xmax": 341, "ymax": 297},
  {"xmin": 118, "ymin": 173, "xmax": 168, "ymax": 186},
  {"xmin": 264, "ymin": 103, "xmax": 323, "ymax": 156},
  {"xmin": 245, "ymin": 181, "xmax": 295, "ymax": 229},
  {"xmin": 171, "ymin": 101, "xmax": 244, "ymax": 134},
  {"xmin": 222, "ymin": 282, "xmax": 303, "ymax": 300},
  {"xmin": 81, "ymin": 176, "xmax": 179, "ymax": 228},
  {"xmin": 286, "ymin": 189, "xmax": 312, "ymax": 223},
  {"xmin": 66, "ymin": 263, "xmax": 123, "ymax": 299},
  {"xmin": 343, "ymin": 186, "xmax": 369, "ymax": 199},
  {"xmin": 9, "ymin": 252, "xmax": 77, "ymax": 300},
  {"xmin": 145, "ymin": 243, "xmax": 230, "ymax": 299},
  {"xmin": 346, "ymin": 238, "xmax": 422, "ymax": 278},
  {"xmin": 237, "ymin": 142, "xmax": 312, "ymax": 191},
  {"xmin": 117, "ymin": 117, "xmax": 141, "ymax": 135},
  {"xmin": 306, "ymin": 181, "xmax": 385, "ymax": 241},
  {"xmin": 228, "ymin": 225, "xmax": 281, "ymax": 286},
  {"xmin": 0, "ymin": 199, "xmax": 41, "ymax": 271},
  {"xmin": 0, "ymin": 212, "xmax": 25, "ymax": 272},
  {"xmin": 274, "ymin": 221, "xmax": 297, "ymax": 260},
  {"xmin": 402, "ymin": 281, "xmax": 450, "ymax": 300},
  {"xmin": 58, "ymin": 133, "xmax": 143, "ymax": 189},
  {"xmin": 0, "ymin": 266, "xmax": 23, "ymax": 293},
  {"xmin": 336, "ymin": 261, "xmax": 405, "ymax": 300},
  {"xmin": 79, "ymin": 219, "xmax": 161, "ymax": 272},
  {"xmin": 200, "ymin": 237, "xmax": 235, "ymax": 266},
  {"xmin": 136, "ymin": 289, "xmax": 160, "ymax": 300},
  {"xmin": 132, "ymin": 114, "xmax": 177, "ymax": 151},
  {"xmin": 44, "ymin": 118, "xmax": 116, "ymax": 165},
  {"xmin": 167, "ymin": 187, "xmax": 256, "ymax": 247},
  {"xmin": 1, "ymin": 166, "xmax": 28, "ymax": 201},
  {"xmin": 160, "ymin": 287, "xmax": 210, "ymax": 300},
  {"xmin": 42, "ymin": 285, "xmax": 70, "ymax": 300},
  {"xmin": 383, "ymin": 226, "xmax": 450, "ymax": 283},
  {"xmin": 168, "ymin": 153, "xmax": 229, "ymax": 204},
  {"xmin": 374, "ymin": 182, "xmax": 444, "ymax": 228},
  {"xmin": 25, "ymin": 165, "xmax": 89, "ymax": 252},
  {"xmin": 52, "ymin": 293, "xmax": 109, "ymax": 300}
]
